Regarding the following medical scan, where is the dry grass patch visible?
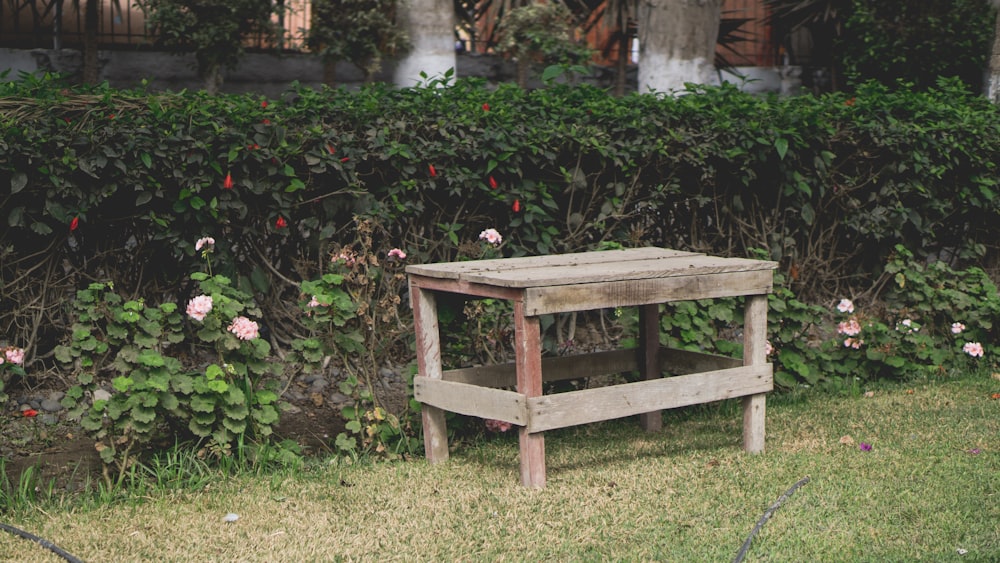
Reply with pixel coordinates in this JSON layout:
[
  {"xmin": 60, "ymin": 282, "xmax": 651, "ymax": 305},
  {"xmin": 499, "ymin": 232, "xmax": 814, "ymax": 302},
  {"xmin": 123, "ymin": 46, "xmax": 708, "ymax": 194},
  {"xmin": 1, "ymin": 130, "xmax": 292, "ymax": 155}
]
[{"xmin": 1, "ymin": 374, "xmax": 998, "ymax": 561}]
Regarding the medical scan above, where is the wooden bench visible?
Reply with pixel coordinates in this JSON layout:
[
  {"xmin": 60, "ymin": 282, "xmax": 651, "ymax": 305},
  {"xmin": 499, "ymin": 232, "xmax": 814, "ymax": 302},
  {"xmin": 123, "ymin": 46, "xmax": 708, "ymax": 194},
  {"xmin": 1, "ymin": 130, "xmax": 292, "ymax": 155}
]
[{"xmin": 406, "ymin": 247, "xmax": 777, "ymax": 488}]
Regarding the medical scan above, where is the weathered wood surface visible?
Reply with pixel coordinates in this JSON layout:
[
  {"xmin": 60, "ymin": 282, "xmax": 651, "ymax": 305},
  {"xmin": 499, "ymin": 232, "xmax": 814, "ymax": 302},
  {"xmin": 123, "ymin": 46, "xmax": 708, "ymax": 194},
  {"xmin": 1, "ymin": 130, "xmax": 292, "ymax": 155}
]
[
  {"xmin": 414, "ymin": 378, "xmax": 528, "ymax": 424},
  {"xmin": 523, "ymin": 269, "xmax": 774, "ymax": 315},
  {"xmin": 406, "ymin": 247, "xmax": 776, "ymax": 289},
  {"xmin": 441, "ymin": 348, "xmax": 742, "ymax": 388},
  {"xmin": 405, "ymin": 247, "xmax": 699, "ymax": 281},
  {"xmin": 526, "ymin": 364, "xmax": 773, "ymax": 433}
]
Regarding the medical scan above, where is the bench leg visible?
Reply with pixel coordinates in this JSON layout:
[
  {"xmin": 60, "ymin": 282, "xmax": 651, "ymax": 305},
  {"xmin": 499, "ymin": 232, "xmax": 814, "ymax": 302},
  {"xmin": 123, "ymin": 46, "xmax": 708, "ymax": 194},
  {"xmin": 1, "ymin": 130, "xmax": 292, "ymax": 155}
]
[
  {"xmin": 411, "ymin": 284, "xmax": 448, "ymax": 463},
  {"xmin": 742, "ymin": 295, "xmax": 768, "ymax": 453},
  {"xmin": 638, "ymin": 304, "xmax": 663, "ymax": 432},
  {"xmin": 514, "ymin": 300, "xmax": 545, "ymax": 488}
]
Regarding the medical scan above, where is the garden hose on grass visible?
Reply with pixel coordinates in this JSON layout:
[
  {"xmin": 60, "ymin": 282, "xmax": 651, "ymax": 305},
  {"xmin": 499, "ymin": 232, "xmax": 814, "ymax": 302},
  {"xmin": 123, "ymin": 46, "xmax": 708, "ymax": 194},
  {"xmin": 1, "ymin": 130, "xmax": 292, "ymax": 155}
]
[
  {"xmin": 733, "ymin": 475, "xmax": 811, "ymax": 563},
  {"xmin": 0, "ymin": 521, "xmax": 84, "ymax": 562}
]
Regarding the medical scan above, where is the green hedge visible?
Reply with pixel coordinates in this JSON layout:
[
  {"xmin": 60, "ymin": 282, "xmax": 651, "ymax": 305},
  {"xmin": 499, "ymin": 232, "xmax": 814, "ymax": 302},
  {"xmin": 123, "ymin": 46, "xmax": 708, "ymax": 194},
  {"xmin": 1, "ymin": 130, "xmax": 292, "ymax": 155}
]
[{"xmin": 2, "ymin": 75, "xmax": 999, "ymax": 363}]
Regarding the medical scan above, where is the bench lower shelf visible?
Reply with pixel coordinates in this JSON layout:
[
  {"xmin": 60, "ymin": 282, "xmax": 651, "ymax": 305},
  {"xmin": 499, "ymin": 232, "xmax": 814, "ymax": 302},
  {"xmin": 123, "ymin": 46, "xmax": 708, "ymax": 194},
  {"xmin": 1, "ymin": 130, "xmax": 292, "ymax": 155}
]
[{"xmin": 413, "ymin": 348, "xmax": 773, "ymax": 433}]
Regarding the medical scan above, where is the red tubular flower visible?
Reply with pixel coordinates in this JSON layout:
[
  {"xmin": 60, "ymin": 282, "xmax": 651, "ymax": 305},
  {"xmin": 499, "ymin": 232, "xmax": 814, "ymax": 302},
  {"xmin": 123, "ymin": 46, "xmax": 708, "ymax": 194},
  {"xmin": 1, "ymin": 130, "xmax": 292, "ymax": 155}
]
[
  {"xmin": 275, "ymin": 216, "xmax": 287, "ymax": 229},
  {"xmin": 512, "ymin": 199, "xmax": 521, "ymax": 213},
  {"xmin": 262, "ymin": 118, "xmax": 271, "ymax": 125},
  {"xmin": 327, "ymin": 144, "xmax": 336, "ymax": 155},
  {"xmin": 482, "ymin": 103, "xmax": 490, "ymax": 111},
  {"xmin": 223, "ymin": 172, "xmax": 234, "ymax": 189},
  {"xmin": 69, "ymin": 216, "xmax": 80, "ymax": 231},
  {"xmin": 340, "ymin": 157, "xmax": 350, "ymax": 162},
  {"xmin": 429, "ymin": 164, "xmax": 437, "ymax": 177},
  {"xmin": 261, "ymin": 100, "xmax": 268, "ymax": 108},
  {"xmin": 488, "ymin": 175, "xmax": 498, "ymax": 189}
]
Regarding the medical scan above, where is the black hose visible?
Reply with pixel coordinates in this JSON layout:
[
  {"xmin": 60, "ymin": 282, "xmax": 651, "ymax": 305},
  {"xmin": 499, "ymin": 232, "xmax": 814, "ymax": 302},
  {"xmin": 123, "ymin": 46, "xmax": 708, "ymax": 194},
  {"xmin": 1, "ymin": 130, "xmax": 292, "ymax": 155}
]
[
  {"xmin": 733, "ymin": 475, "xmax": 811, "ymax": 563},
  {"xmin": 0, "ymin": 521, "xmax": 85, "ymax": 563}
]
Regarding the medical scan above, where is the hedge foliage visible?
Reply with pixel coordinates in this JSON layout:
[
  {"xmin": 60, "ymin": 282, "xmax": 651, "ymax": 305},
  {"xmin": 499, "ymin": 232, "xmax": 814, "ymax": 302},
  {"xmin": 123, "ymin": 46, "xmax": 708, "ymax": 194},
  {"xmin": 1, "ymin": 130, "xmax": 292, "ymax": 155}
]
[{"xmin": 2, "ymin": 75, "xmax": 999, "ymax": 362}]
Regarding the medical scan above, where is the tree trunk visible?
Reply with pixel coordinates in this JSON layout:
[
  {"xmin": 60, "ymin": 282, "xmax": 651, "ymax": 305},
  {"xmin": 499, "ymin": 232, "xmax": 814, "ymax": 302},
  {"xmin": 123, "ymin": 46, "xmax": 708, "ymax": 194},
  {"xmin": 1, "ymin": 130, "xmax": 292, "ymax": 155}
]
[
  {"xmin": 323, "ymin": 60, "xmax": 337, "ymax": 88},
  {"xmin": 82, "ymin": 0, "xmax": 99, "ymax": 84},
  {"xmin": 393, "ymin": 0, "xmax": 456, "ymax": 87},
  {"xmin": 637, "ymin": 0, "xmax": 723, "ymax": 94},
  {"xmin": 989, "ymin": 5, "xmax": 1000, "ymax": 104},
  {"xmin": 202, "ymin": 63, "xmax": 224, "ymax": 94},
  {"xmin": 614, "ymin": 32, "xmax": 629, "ymax": 97}
]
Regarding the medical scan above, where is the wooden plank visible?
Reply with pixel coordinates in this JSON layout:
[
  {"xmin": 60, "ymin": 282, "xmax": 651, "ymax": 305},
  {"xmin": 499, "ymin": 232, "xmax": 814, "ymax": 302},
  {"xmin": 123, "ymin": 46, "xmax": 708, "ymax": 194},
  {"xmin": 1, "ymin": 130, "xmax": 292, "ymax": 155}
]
[
  {"xmin": 514, "ymin": 299, "xmax": 546, "ymax": 488},
  {"xmin": 405, "ymin": 247, "xmax": 700, "ymax": 280},
  {"xmin": 638, "ymin": 304, "xmax": 662, "ymax": 432},
  {"xmin": 408, "ymin": 275, "xmax": 524, "ymax": 301},
  {"xmin": 524, "ymin": 269, "xmax": 775, "ymax": 315},
  {"xmin": 460, "ymin": 254, "xmax": 777, "ymax": 289},
  {"xmin": 413, "ymin": 378, "xmax": 528, "ymax": 424},
  {"xmin": 742, "ymin": 294, "xmax": 768, "ymax": 453},
  {"xmin": 411, "ymin": 284, "xmax": 448, "ymax": 462},
  {"xmin": 526, "ymin": 364, "xmax": 773, "ymax": 433},
  {"xmin": 443, "ymin": 348, "xmax": 741, "ymax": 388}
]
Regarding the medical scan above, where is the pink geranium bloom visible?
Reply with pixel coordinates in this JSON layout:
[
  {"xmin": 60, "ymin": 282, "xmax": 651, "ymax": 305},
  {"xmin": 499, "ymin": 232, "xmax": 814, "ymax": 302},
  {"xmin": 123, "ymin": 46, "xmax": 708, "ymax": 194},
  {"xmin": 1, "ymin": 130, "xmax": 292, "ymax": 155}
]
[
  {"xmin": 479, "ymin": 228, "xmax": 502, "ymax": 245},
  {"xmin": 485, "ymin": 419, "xmax": 512, "ymax": 432},
  {"xmin": 951, "ymin": 322, "xmax": 965, "ymax": 334},
  {"xmin": 963, "ymin": 342, "xmax": 984, "ymax": 358},
  {"xmin": 228, "ymin": 316, "xmax": 260, "ymax": 340},
  {"xmin": 195, "ymin": 237, "xmax": 215, "ymax": 251},
  {"xmin": 307, "ymin": 295, "xmax": 322, "ymax": 308},
  {"xmin": 837, "ymin": 318, "xmax": 861, "ymax": 336},
  {"xmin": 388, "ymin": 248, "xmax": 407, "ymax": 260},
  {"xmin": 4, "ymin": 347, "xmax": 24, "ymax": 365},
  {"xmin": 186, "ymin": 295, "xmax": 213, "ymax": 321},
  {"xmin": 836, "ymin": 298, "xmax": 854, "ymax": 314}
]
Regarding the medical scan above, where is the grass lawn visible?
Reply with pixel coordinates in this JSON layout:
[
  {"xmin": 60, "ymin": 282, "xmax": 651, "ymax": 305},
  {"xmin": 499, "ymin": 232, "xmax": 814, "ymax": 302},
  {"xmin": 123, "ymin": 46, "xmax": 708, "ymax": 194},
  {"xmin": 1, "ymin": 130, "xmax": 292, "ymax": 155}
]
[{"xmin": 1, "ymin": 371, "xmax": 998, "ymax": 561}]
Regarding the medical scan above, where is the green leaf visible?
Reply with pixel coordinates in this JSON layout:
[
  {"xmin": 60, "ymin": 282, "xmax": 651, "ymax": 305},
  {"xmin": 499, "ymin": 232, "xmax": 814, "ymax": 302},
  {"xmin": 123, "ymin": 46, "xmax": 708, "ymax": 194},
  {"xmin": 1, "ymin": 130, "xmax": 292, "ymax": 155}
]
[
  {"xmin": 774, "ymin": 138, "xmax": 788, "ymax": 160},
  {"xmin": 11, "ymin": 171, "xmax": 27, "ymax": 193}
]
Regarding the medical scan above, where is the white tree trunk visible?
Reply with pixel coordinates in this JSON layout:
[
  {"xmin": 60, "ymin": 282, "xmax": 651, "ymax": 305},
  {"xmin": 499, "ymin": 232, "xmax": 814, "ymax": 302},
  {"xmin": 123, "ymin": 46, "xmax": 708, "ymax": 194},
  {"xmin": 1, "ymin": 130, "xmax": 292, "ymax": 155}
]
[
  {"xmin": 637, "ymin": 0, "xmax": 723, "ymax": 94},
  {"xmin": 393, "ymin": 0, "xmax": 456, "ymax": 87},
  {"xmin": 988, "ymin": 3, "xmax": 1000, "ymax": 103}
]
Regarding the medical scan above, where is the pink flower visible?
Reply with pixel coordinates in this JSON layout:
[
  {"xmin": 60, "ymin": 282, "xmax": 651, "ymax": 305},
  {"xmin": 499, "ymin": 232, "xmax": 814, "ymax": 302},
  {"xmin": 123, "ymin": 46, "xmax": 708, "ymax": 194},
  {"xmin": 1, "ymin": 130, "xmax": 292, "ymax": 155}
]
[
  {"xmin": 228, "ymin": 316, "xmax": 260, "ymax": 340},
  {"xmin": 479, "ymin": 228, "xmax": 503, "ymax": 245},
  {"xmin": 764, "ymin": 340, "xmax": 774, "ymax": 356},
  {"xmin": 836, "ymin": 299, "xmax": 854, "ymax": 314},
  {"xmin": 387, "ymin": 248, "xmax": 407, "ymax": 260},
  {"xmin": 307, "ymin": 295, "xmax": 322, "ymax": 308},
  {"xmin": 844, "ymin": 337, "xmax": 864, "ymax": 349},
  {"xmin": 4, "ymin": 347, "xmax": 25, "ymax": 365},
  {"xmin": 186, "ymin": 295, "xmax": 213, "ymax": 321},
  {"xmin": 195, "ymin": 237, "xmax": 215, "ymax": 251},
  {"xmin": 837, "ymin": 318, "xmax": 861, "ymax": 336},
  {"xmin": 951, "ymin": 322, "xmax": 965, "ymax": 334},
  {"xmin": 333, "ymin": 249, "xmax": 357, "ymax": 267},
  {"xmin": 485, "ymin": 418, "xmax": 512, "ymax": 432},
  {"xmin": 963, "ymin": 342, "xmax": 984, "ymax": 358}
]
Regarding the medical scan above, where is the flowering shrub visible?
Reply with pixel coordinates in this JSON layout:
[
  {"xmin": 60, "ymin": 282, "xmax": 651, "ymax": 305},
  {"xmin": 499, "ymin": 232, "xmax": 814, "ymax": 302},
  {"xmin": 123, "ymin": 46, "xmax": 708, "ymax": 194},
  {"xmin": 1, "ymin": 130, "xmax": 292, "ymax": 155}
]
[
  {"xmin": 293, "ymin": 218, "xmax": 419, "ymax": 458},
  {"xmin": 56, "ymin": 239, "xmax": 280, "ymax": 485},
  {"xmin": 0, "ymin": 345, "xmax": 27, "ymax": 405}
]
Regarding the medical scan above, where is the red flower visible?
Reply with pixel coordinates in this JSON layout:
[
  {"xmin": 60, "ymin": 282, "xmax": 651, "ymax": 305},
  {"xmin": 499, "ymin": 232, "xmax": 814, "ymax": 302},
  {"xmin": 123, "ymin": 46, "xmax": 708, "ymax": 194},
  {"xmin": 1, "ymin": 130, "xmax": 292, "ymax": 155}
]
[
  {"xmin": 223, "ymin": 172, "xmax": 234, "ymax": 189},
  {"xmin": 262, "ymin": 118, "xmax": 271, "ymax": 125},
  {"xmin": 482, "ymin": 103, "xmax": 490, "ymax": 111},
  {"xmin": 22, "ymin": 409, "xmax": 38, "ymax": 418},
  {"xmin": 340, "ymin": 157, "xmax": 350, "ymax": 162},
  {"xmin": 488, "ymin": 175, "xmax": 498, "ymax": 190},
  {"xmin": 69, "ymin": 216, "xmax": 80, "ymax": 231},
  {"xmin": 261, "ymin": 100, "xmax": 268, "ymax": 108},
  {"xmin": 512, "ymin": 199, "xmax": 521, "ymax": 213},
  {"xmin": 247, "ymin": 143, "xmax": 260, "ymax": 150},
  {"xmin": 108, "ymin": 114, "xmax": 116, "ymax": 120},
  {"xmin": 327, "ymin": 144, "xmax": 336, "ymax": 155},
  {"xmin": 845, "ymin": 97, "xmax": 856, "ymax": 107},
  {"xmin": 428, "ymin": 164, "xmax": 437, "ymax": 177},
  {"xmin": 275, "ymin": 216, "xmax": 287, "ymax": 229},
  {"xmin": 992, "ymin": 393, "xmax": 1000, "ymax": 400}
]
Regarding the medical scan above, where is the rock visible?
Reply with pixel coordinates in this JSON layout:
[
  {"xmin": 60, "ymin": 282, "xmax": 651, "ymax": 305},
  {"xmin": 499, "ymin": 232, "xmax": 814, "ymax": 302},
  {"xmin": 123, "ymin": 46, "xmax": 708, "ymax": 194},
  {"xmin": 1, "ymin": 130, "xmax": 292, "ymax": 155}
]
[
  {"xmin": 40, "ymin": 413, "xmax": 60, "ymax": 426},
  {"xmin": 93, "ymin": 389, "xmax": 112, "ymax": 402},
  {"xmin": 47, "ymin": 391, "xmax": 66, "ymax": 403},
  {"xmin": 40, "ymin": 398, "xmax": 64, "ymax": 412},
  {"xmin": 309, "ymin": 378, "xmax": 329, "ymax": 392}
]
